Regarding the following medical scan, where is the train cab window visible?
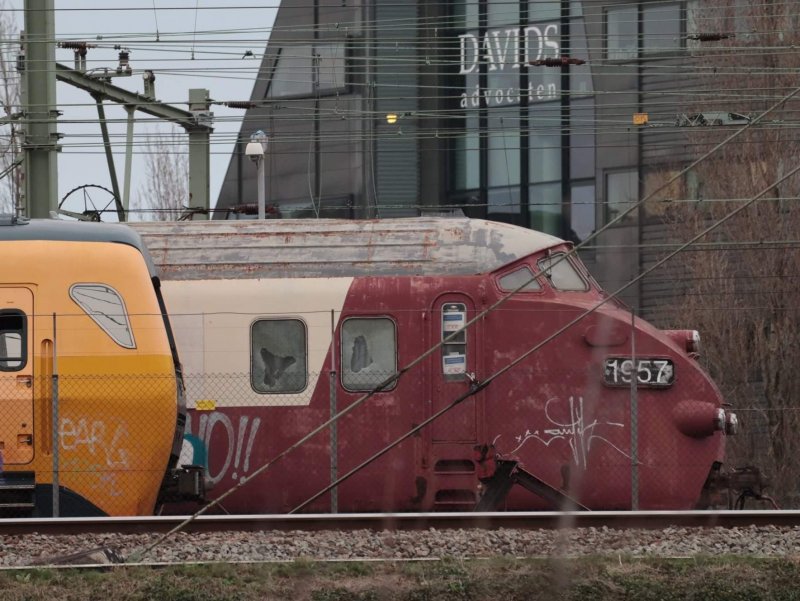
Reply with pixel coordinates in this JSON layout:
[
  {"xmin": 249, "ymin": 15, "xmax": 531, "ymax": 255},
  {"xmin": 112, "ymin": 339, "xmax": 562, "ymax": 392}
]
[
  {"xmin": 69, "ymin": 284, "xmax": 136, "ymax": 348},
  {"xmin": 498, "ymin": 266, "xmax": 541, "ymax": 292},
  {"xmin": 341, "ymin": 317, "xmax": 397, "ymax": 391},
  {"xmin": 0, "ymin": 311, "xmax": 26, "ymax": 371},
  {"xmin": 251, "ymin": 319, "xmax": 307, "ymax": 393},
  {"xmin": 538, "ymin": 253, "xmax": 589, "ymax": 291}
]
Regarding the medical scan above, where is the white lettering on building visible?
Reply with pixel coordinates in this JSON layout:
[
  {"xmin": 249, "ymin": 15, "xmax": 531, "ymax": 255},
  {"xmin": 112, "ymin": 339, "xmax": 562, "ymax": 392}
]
[{"xmin": 459, "ymin": 23, "xmax": 562, "ymax": 106}]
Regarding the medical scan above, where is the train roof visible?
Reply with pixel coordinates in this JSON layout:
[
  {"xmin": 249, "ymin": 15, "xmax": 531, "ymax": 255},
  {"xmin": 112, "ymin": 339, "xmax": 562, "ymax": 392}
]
[
  {"xmin": 129, "ymin": 217, "xmax": 565, "ymax": 280},
  {"xmin": 0, "ymin": 216, "xmax": 158, "ymax": 277}
]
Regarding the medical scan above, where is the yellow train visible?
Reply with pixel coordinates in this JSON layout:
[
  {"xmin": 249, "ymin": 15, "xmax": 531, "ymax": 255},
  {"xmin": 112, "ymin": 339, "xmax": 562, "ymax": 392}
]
[{"xmin": 0, "ymin": 216, "xmax": 198, "ymax": 516}]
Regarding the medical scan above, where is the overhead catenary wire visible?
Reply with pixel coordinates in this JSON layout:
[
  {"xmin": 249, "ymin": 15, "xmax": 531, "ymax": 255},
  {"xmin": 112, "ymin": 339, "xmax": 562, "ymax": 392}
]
[{"xmin": 126, "ymin": 71, "xmax": 800, "ymax": 562}]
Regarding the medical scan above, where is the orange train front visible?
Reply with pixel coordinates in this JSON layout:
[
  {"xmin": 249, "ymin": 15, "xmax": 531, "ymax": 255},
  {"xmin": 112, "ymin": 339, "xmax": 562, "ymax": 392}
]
[
  {"xmin": 132, "ymin": 217, "xmax": 739, "ymax": 514},
  {"xmin": 0, "ymin": 216, "xmax": 197, "ymax": 517}
]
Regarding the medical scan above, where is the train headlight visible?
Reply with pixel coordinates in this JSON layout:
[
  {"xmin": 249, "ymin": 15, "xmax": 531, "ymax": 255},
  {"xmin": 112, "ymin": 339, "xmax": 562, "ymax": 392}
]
[
  {"xmin": 688, "ymin": 330, "xmax": 701, "ymax": 355},
  {"xmin": 725, "ymin": 412, "xmax": 739, "ymax": 436},
  {"xmin": 664, "ymin": 329, "xmax": 701, "ymax": 357},
  {"xmin": 714, "ymin": 408, "xmax": 725, "ymax": 431}
]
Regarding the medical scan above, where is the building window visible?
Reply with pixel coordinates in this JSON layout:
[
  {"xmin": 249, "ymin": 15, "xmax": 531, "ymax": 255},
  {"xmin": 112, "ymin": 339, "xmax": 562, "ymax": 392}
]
[
  {"xmin": 266, "ymin": 43, "xmax": 347, "ymax": 99},
  {"xmin": 570, "ymin": 98, "xmax": 595, "ymax": 180},
  {"xmin": 70, "ymin": 283, "xmax": 135, "ymax": 349},
  {"xmin": 606, "ymin": 5, "xmax": 637, "ymax": 60},
  {"xmin": 0, "ymin": 310, "xmax": 26, "ymax": 371},
  {"xmin": 488, "ymin": 187, "xmax": 522, "ymax": 223},
  {"xmin": 251, "ymin": 319, "xmax": 307, "ymax": 393},
  {"xmin": 341, "ymin": 317, "xmax": 397, "ymax": 391},
  {"xmin": 643, "ymin": 3, "xmax": 683, "ymax": 54},
  {"xmin": 453, "ymin": 114, "xmax": 480, "ymax": 191},
  {"xmin": 606, "ymin": 3, "xmax": 684, "ymax": 59},
  {"xmin": 488, "ymin": 110, "xmax": 521, "ymax": 188},
  {"xmin": 606, "ymin": 169, "xmax": 639, "ymax": 223},
  {"xmin": 316, "ymin": 43, "xmax": 347, "ymax": 92},
  {"xmin": 529, "ymin": 0, "xmax": 560, "ymax": 22},
  {"xmin": 570, "ymin": 182, "xmax": 595, "ymax": 243},
  {"xmin": 530, "ymin": 103, "xmax": 562, "ymax": 235},
  {"xmin": 488, "ymin": 0, "xmax": 518, "ymax": 27},
  {"xmin": 529, "ymin": 182, "xmax": 562, "ymax": 234}
]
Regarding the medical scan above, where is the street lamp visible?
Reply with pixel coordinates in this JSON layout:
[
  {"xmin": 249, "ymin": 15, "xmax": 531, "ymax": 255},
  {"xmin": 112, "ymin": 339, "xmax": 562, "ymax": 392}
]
[{"xmin": 245, "ymin": 130, "xmax": 269, "ymax": 219}]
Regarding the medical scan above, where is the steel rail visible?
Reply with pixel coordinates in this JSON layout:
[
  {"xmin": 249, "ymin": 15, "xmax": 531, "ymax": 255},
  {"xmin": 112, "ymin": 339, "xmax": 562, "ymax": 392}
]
[{"xmin": 2, "ymin": 511, "xmax": 800, "ymax": 537}]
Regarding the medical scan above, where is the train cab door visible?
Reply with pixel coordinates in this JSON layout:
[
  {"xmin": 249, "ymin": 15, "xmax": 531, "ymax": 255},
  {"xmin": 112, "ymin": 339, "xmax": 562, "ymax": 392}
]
[
  {"xmin": 0, "ymin": 287, "xmax": 34, "ymax": 465},
  {"xmin": 428, "ymin": 294, "xmax": 483, "ymax": 508}
]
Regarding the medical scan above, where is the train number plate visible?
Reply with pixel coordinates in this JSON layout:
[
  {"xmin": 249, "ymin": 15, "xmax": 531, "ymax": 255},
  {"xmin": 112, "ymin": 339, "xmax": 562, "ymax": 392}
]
[{"xmin": 603, "ymin": 357, "xmax": 675, "ymax": 388}]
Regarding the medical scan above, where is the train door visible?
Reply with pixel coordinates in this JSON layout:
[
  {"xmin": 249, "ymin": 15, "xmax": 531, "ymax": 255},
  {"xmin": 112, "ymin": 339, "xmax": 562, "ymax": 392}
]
[
  {"xmin": 428, "ymin": 294, "xmax": 483, "ymax": 509},
  {"xmin": 0, "ymin": 287, "xmax": 34, "ymax": 465}
]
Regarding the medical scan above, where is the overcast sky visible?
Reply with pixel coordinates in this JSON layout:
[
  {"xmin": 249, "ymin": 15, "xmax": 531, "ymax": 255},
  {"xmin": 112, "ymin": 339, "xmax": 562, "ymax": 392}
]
[{"xmin": 8, "ymin": 1, "xmax": 277, "ymax": 219}]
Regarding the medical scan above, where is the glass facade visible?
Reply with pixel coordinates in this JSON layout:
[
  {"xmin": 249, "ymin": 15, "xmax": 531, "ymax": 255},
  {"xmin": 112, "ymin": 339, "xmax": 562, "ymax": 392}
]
[{"xmin": 449, "ymin": 0, "xmax": 595, "ymax": 242}]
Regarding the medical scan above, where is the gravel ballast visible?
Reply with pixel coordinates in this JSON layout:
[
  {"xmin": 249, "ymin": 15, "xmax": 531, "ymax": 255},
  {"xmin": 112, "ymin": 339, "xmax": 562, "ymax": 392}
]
[{"xmin": 1, "ymin": 525, "xmax": 798, "ymax": 567}]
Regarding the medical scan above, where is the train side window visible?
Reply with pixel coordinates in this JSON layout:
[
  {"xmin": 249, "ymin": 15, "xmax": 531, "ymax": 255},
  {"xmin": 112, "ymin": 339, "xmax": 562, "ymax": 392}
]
[
  {"xmin": 341, "ymin": 317, "xmax": 397, "ymax": 391},
  {"xmin": 538, "ymin": 253, "xmax": 589, "ymax": 291},
  {"xmin": 441, "ymin": 303, "xmax": 467, "ymax": 380},
  {"xmin": 0, "ymin": 310, "xmax": 26, "ymax": 371},
  {"xmin": 250, "ymin": 319, "xmax": 307, "ymax": 393},
  {"xmin": 69, "ymin": 283, "xmax": 136, "ymax": 349},
  {"xmin": 498, "ymin": 266, "xmax": 541, "ymax": 292}
]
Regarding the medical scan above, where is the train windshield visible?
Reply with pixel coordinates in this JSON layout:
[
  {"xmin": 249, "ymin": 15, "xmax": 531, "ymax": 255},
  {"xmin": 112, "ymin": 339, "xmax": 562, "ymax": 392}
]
[
  {"xmin": 497, "ymin": 266, "xmax": 541, "ymax": 292},
  {"xmin": 538, "ymin": 253, "xmax": 589, "ymax": 291},
  {"xmin": 69, "ymin": 283, "xmax": 136, "ymax": 349}
]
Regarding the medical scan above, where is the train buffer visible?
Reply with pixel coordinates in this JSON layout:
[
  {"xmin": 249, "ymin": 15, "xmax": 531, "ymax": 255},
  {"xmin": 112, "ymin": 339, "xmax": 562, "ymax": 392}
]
[{"xmin": 475, "ymin": 459, "xmax": 588, "ymax": 511}]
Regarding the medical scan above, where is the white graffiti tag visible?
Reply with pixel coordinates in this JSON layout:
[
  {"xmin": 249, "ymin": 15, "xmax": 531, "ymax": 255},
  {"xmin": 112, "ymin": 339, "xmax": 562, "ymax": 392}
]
[
  {"xmin": 184, "ymin": 412, "xmax": 262, "ymax": 487},
  {"xmin": 505, "ymin": 396, "xmax": 629, "ymax": 468},
  {"xmin": 60, "ymin": 418, "xmax": 130, "ymax": 468}
]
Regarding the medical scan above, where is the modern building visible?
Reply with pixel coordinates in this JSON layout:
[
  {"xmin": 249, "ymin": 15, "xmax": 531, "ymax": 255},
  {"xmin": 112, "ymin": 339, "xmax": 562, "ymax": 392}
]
[{"xmin": 215, "ymin": 0, "xmax": 735, "ymax": 315}]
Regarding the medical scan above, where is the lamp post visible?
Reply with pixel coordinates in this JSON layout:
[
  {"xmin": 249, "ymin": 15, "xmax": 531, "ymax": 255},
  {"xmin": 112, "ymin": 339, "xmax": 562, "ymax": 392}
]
[{"xmin": 245, "ymin": 130, "xmax": 269, "ymax": 219}]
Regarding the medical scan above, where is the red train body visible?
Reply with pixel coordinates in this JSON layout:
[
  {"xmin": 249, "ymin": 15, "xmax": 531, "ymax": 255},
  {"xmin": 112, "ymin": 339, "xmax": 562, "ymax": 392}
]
[{"xmin": 132, "ymin": 217, "xmax": 735, "ymax": 513}]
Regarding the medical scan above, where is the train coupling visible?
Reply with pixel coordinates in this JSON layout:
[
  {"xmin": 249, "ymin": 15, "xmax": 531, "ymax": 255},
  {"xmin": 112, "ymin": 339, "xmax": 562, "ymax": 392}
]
[
  {"xmin": 159, "ymin": 465, "xmax": 207, "ymax": 503},
  {"xmin": 696, "ymin": 462, "xmax": 778, "ymax": 510}
]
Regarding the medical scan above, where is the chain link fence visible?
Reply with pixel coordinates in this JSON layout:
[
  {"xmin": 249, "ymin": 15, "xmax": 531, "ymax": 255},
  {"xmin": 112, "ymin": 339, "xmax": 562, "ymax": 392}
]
[{"xmin": 0, "ymin": 361, "xmax": 787, "ymax": 517}]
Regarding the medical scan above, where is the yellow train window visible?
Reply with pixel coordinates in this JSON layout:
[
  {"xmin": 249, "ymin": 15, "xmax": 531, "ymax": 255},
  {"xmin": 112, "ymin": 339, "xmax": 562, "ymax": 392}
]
[
  {"xmin": 70, "ymin": 283, "xmax": 136, "ymax": 349},
  {"xmin": 0, "ymin": 311, "xmax": 26, "ymax": 371}
]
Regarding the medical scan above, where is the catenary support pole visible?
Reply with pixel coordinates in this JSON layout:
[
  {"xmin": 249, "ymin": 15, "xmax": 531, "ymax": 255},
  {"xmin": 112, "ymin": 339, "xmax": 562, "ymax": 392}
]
[
  {"xmin": 123, "ymin": 105, "xmax": 135, "ymax": 214},
  {"xmin": 23, "ymin": 0, "xmax": 58, "ymax": 218},
  {"xmin": 93, "ymin": 95, "xmax": 125, "ymax": 221},
  {"xmin": 630, "ymin": 309, "xmax": 639, "ymax": 510},
  {"xmin": 329, "ymin": 309, "xmax": 338, "ymax": 513},
  {"xmin": 51, "ymin": 312, "xmax": 59, "ymax": 517},
  {"xmin": 188, "ymin": 89, "xmax": 211, "ymax": 218}
]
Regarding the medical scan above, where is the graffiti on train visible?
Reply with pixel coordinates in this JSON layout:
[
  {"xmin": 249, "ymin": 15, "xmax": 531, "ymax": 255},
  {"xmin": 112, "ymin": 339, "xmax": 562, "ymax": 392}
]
[
  {"xmin": 60, "ymin": 417, "xmax": 130, "ymax": 469},
  {"xmin": 181, "ymin": 412, "xmax": 262, "ymax": 487},
  {"xmin": 503, "ymin": 395, "xmax": 629, "ymax": 468}
]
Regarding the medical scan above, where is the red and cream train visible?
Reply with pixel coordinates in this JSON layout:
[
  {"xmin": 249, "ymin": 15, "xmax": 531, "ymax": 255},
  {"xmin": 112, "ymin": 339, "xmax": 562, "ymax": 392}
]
[{"xmin": 0, "ymin": 216, "xmax": 737, "ymax": 516}]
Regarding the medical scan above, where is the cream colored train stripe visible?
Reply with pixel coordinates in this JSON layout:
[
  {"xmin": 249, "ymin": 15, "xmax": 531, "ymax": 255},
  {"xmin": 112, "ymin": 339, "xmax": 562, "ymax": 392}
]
[{"xmin": 161, "ymin": 278, "xmax": 353, "ymax": 408}]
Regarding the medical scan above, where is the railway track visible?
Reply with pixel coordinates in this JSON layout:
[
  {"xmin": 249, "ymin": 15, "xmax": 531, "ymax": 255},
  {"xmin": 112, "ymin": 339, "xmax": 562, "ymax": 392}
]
[
  {"xmin": 3, "ymin": 510, "xmax": 800, "ymax": 569},
  {"xmin": 2, "ymin": 510, "xmax": 798, "ymax": 536}
]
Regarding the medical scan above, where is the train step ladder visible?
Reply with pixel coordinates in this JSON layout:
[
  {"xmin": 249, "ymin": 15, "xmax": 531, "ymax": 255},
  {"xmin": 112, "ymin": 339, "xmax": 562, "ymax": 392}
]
[
  {"xmin": 474, "ymin": 459, "xmax": 588, "ymax": 511},
  {"xmin": 0, "ymin": 471, "xmax": 36, "ymax": 516}
]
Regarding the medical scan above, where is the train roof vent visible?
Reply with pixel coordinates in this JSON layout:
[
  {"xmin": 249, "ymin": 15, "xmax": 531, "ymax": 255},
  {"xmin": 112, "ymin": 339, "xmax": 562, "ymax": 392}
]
[{"xmin": 0, "ymin": 214, "xmax": 29, "ymax": 227}]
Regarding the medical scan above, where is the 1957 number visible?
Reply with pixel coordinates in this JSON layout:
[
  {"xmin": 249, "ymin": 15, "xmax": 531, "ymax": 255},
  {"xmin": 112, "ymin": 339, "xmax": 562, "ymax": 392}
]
[{"xmin": 604, "ymin": 358, "xmax": 675, "ymax": 388}]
